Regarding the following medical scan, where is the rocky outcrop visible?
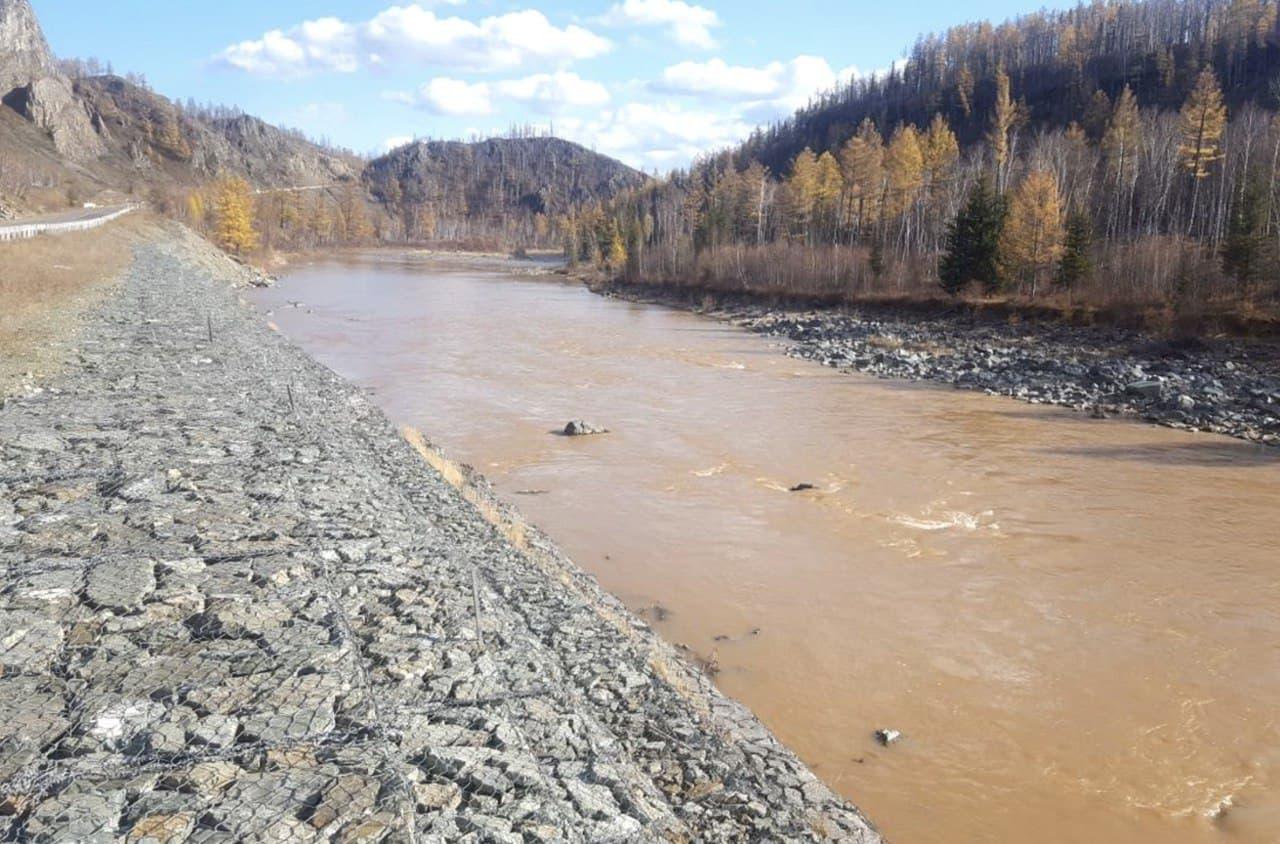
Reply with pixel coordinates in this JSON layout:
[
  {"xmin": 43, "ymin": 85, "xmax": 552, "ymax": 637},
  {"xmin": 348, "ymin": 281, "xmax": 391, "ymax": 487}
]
[
  {"xmin": 73, "ymin": 77, "xmax": 359, "ymax": 187},
  {"xmin": 0, "ymin": 229, "xmax": 881, "ymax": 842},
  {"xmin": 3, "ymin": 75, "xmax": 104, "ymax": 160},
  {"xmin": 0, "ymin": 0, "xmax": 102, "ymax": 161},
  {"xmin": 0, "ymin": 0, "xmax": 52, "ymax": 94}
]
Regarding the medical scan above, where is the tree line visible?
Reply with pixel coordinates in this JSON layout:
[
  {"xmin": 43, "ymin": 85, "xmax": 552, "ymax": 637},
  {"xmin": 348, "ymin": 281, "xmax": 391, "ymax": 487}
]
[{"xmin": 575, "ymin": 0, "xmax": 1280, "ymax": 314}]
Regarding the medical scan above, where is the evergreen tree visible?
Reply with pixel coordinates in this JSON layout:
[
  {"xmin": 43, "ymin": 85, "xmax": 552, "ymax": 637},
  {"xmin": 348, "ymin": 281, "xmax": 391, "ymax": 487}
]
[
  {"xmin": 939, "ymin": 178, "xmax": 1006, "ymax": 296},
  {"xmin": 1057, "ymin": 212, "xmax": 1093, "ymax": 290},
  {"xmin": 1221, "ymin": 174, "xmax": 1268, "ymax": 287}
]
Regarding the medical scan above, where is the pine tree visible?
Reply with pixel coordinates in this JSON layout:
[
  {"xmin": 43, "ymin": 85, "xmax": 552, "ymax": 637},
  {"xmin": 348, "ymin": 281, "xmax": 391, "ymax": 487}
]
[
  {"xmin": 1000, "ymin": 170, "xmax": 1066, "ymax": 298},
  {"xmin": 212, "ymin": 177, "xmax": 258, "ymax": 255},
  {"xmin": 1221, "ymin": 173, "xmax": 1268, "ymax": 287},
  {"xmin": 939, "ymin": 178, "xmax": 1006, "ymax": 296},
  {"xmin": 1057, "ymin": 212, "xmax": 1093, "ymax": 290}
]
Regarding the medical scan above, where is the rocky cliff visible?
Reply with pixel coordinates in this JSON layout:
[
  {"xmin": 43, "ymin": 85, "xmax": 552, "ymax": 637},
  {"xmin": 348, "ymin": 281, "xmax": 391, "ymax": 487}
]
[
  {"xmin": 0, "ymin": 0, "xmax": 357, "ymax": 208},
  {"xmin": 0, "ymin": 0, "xmax": 50, "ymax": 93},
  {"xmin": 0, "ymin": 0, "xmax": 102, "ymax": 162}
]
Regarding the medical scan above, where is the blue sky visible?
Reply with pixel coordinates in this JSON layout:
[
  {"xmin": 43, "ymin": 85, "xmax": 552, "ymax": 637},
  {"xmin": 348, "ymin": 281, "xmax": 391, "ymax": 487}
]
[{"xmin": 34, "ymin": 1, "xmax": 1073, "ymax": 170}]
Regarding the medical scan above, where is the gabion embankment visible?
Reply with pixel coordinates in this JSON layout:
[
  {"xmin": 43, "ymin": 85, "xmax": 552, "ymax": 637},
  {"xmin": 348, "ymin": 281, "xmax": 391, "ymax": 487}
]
[{"xmin": 0, "ymin": 231, "xmax": 880, "ymax": 843}]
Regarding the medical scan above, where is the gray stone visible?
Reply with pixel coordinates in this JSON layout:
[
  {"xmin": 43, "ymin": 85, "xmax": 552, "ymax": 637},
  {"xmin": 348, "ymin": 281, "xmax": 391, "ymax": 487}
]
[
  {"xmin": 562, "ymin": 420, "xmax": 609, "ymax": 437},
  {"xmin": 26, "ymin": 789, "xmax": 126, "ymax": 843},
  {"xmin": 85, "ymin": 558, "xmax": 156, "ymax": 612}
]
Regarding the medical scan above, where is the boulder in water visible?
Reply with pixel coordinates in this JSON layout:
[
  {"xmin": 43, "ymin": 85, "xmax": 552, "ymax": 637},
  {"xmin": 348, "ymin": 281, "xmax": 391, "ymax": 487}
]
[{"xmin": 562, "ymin": 420, "xmax": 608, "ymax": 437}]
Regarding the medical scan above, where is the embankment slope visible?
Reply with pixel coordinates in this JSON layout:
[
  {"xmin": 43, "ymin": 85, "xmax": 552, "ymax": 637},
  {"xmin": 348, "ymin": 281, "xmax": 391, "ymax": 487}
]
[{"xmin": 0, "ymin": 226, "xmax": 879, "ymax": 842}]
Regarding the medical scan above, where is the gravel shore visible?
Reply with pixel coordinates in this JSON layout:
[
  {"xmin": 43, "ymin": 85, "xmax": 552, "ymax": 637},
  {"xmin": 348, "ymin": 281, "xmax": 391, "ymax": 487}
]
[
  {"xmin": 605, "ymin": 283, "xmax": 1280, "ymax": 447},
  {"xmin": 0, "ymin": 229, "xmax": 879, "ymax": 843}
]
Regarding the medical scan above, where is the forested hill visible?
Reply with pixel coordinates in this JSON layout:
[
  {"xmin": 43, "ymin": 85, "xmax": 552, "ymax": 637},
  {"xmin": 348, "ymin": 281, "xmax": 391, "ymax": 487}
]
[
  {"xmin": 579, "ymin": 0, "xmax": 1280, "ymax": 323},
  {"xmin": 744, "ymin": 0, "xmax": 1280, "ymax": 176},
  {"xmin": 363, "ymin": 137, "xmax": 647, "ymax": 246}
]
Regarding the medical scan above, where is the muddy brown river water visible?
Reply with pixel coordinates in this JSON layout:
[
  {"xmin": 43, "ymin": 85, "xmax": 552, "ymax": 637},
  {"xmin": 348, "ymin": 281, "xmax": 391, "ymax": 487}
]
[{"xmin": 254, "ymin": 252, "xmax": 1280, "ymax": 843}]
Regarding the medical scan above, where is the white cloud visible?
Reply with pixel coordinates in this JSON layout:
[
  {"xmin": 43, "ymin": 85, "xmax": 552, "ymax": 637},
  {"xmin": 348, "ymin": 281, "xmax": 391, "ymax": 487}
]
[
  {"xmin": 557, "ymin": 102, "xmax": 751, "ymax": 171},
  {"xmin": 655, "ymin": 56, "xmax": 861, "ymax": 120},
  {"xmin": 383, "ymin": 135, "xmax": 416, "ymax": 152},
  {"xmin": 216, "ymin": 5, "xmax": 611, "ymax": 76},
  {"xmin": 600, "ymin": 0, "xmax": 720, "ymax": 49},
  {"xmin": 494, "ymin": 72, "xmax": 610, "ymax": 111},
  {"xmin": 388, "ymin": 77, "xmax": 492, "ymax": 115},
  {"xmin": 388, "ymin": 71, "xmax": 609, "ymax": 116}
]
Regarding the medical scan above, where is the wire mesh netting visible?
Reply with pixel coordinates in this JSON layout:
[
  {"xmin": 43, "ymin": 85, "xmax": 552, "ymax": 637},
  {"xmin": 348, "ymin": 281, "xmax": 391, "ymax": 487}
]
[{"xmin": 0, "ymin": 242, "xmax": 879, "ymax": 843}]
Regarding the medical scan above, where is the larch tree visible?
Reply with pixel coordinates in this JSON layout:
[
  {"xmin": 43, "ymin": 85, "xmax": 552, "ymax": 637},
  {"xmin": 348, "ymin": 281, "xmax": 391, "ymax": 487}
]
[
  {"xmin": 1102, "ymin": 86, "xmax": 1142, "ymax": 186},
  {"xmin": 185, "ymin": 191, "xmax": 206, "ymax": 230},
  {"xmin": 955, "ymin": 66, "xmax": 975, "ymax": 118},
  {"xmin": 884, "ymin": 124, "xmax": 924, "ymax": 220},
  {"xmin": 839, "ymin": 119, "xmax": 884, "ymax": 238},
  {"xmin": 212, "ymin": 177, "xmax": 258, "ymax": 255},
  {"xmin": 813, "ymin": 151, "xmax": 844, "ymax": 241},
  {"xmin": 1179, "ymin": 68, "xmax": 1228, "ymax": 178},
  {"xmin": 922, "ymin": 113, "xmax": 960, "ymax": 193},
  {"xmin": 987, "ymin": 67, "xmax": 1020, "ymax": 191},
  {"xmin": 1178, "ymin": 67, "xmax": 1228, "ymax": 230},
  {"xmin": 999, "ymin": 170, "xmax": 1065, "ymax": 298},
  {"xmin": 786, "ymin": 148, "xmax": 820, "ymax": 241},
  {"xmin": 1101, "ymin": 86, "xmax": 1143, "ymax": 236}
]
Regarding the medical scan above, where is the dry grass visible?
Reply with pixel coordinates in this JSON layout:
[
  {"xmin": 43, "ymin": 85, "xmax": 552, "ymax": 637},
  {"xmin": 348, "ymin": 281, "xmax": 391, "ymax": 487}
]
[{"xmin": 0, "ymin": 214, "xmax": 144, "ymax": 394}]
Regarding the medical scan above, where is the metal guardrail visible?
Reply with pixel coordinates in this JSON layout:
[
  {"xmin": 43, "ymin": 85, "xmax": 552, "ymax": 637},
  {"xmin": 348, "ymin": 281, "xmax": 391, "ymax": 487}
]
[{"xmin": 0, "ymin": 205, "xmax": 135, "ymax": 243}]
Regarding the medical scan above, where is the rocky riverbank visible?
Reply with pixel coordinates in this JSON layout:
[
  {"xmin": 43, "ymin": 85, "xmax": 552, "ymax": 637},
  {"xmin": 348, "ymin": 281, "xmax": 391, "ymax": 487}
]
[
  {"xmin": 605, "ymin": 283, "xmax": 1280, "ymax": 447},
  {"xmin": 0, "ymin": 227, "xmax": 879, "ymax": 842}
]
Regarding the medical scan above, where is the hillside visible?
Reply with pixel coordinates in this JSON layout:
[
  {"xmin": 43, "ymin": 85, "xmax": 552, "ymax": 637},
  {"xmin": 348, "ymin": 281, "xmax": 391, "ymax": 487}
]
[
  {"xmin": 0, "ymin": 0, "xmax": 357, "ymax": 215},
  {"xmin": 743, "ymin": 0, "xmax": 1280, "ymax": 175},
  {"xmin": 363, "ymin": 136, "xmax": 647, "ymax": 246},
  {"xmin": 581, "ymin": 0, "xmax": 1280, "ymax": 326}
]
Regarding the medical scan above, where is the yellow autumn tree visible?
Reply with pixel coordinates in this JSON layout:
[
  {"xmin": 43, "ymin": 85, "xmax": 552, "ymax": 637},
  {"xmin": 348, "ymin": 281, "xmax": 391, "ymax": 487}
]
[
  {"xmin": 339, "ymin": 184, "xmax": 374, "ymax": 243},
  {"xmin": 212, "ymin": 177, "xmax": 258, "ymax": 255},
  {"xmin": 1102, "ymin": 85, "xmax": 1142, "ymax": 186},
  {"xmin": 922, "ymin": 113, "xmax": 960, "ymax": 194},
  {"xmin": 987, "ymin": 66, "xmax": 1020, "ymax": 190},
  {"xmin": 813, "ymin": 151, "xmax": 844, "ymax": 240},
  {"xmin": 185, "ymin": 191, "xmax": 206, "ymax": 229},
  {"xmin": 999, "ymin": 170, "xmax": 1065, "ymax": 298},
  {"xmin": 839, "ymin": 118, "xmax": 884, "ymax": 235},
  {"xmin": 786, "ymin": 148, "xmax": 820, "ymax": 240},
  {"xmin": 1178, "ymin": 68, "xmax": 1228, "ymax": 179},
  {"xmin": 884, "ymin": 124, "xmax": 924, "ymax": 219}
]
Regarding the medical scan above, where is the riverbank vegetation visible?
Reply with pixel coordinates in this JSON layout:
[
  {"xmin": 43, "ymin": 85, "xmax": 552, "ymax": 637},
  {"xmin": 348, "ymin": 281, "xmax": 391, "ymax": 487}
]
[{"xmin": 571, "ymin": 0, "xmax": 1280, "ymax": 331}]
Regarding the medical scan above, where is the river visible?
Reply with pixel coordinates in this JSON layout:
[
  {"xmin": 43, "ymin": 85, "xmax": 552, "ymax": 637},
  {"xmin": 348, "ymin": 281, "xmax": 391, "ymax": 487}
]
[{"xmin": 253, "ymin": 251, "xmax": 1280, "ymax": 843}]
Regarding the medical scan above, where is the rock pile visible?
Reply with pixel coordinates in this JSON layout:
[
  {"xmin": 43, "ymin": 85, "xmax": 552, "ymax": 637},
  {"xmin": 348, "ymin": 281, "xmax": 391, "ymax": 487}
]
[
  {"xmin": 0, "ymin": 233, "xmax": 879, "ymax": 842},
  {"xmin": 607, "ymin": 283, "xmax": 1279, "ymax": 446},
  {"xmin": 741, "ymin": 310, "xmax": 1278, "ymax": 445}
]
